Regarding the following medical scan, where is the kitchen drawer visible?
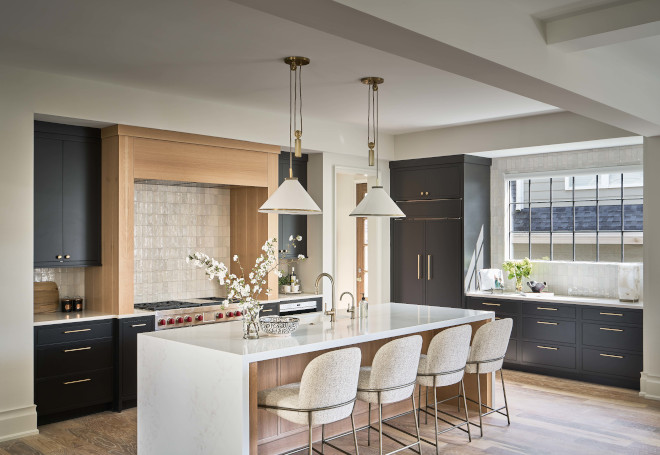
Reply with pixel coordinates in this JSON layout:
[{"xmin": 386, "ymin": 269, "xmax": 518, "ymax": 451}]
[
  {"xmin": 35, "ymin": 368, "xmax": 113, "ymax": 415},
  {"xmin": 522, "ymin": 342, "xmax": 576, "ymax": 370},
  {"xmin": 495, "ymin": 314, "xmax": 519, "ymax": 338},
  {"xmin": 36, "ymin": 320, "xmax": 114, "ymax": 346},
  {"xmin": 396, "ymin": 199, "xmax": 461, "ymax": 219},
  {"xmin": 504, "ymin": 339, "xmax": 518, "ymax": 363},
  {"xmin": 523, "ymin": 317, "xmax": 576, "ymax": 344},
  {"xmin": 36, "ymin": 338, "xmax": 113, "ymax": 379},
  {"xmin": 466, "ymin": 298, "xmax": 519, "ymax": 315},
  {"xmin": 582, "ymin": 323, "xmax": 642, "ymax": 352},
  {"xmin": 582, "ymin": 348, "xmax": 642, "ymax": 379},
  {"xmin": 582, "ymin": 307, "xmax": 642, "ymax": 325},
  {"xmin": 523, "ymin": 302, "xmax": 575, "ymax": 319},
  {"xmin": 260, "ymin": 302, "xmax": 280, "ymax": 316}
]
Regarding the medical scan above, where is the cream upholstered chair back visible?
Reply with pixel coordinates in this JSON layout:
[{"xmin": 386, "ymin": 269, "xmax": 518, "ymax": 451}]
[
  {"xmin": 366, "ymin": 335, "xmax": 423, "ymax": 404},
  {"xmin": 466, "ymin": 318, "xmax": 513, "ymax": 374},
  {"xmin": 298, "ymin": 347, "xmax": 361, "ymax": 419},
  {"xmin": 418, "ymin": 324, "xmax": 472, "ymax": 387}
]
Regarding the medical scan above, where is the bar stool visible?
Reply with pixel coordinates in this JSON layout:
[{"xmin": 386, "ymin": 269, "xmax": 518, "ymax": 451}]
[
  {"xmin": 356, "ymin": 335, "xmax": 423, "ymax": 455},
  {"xmin": 461, "ymin": 318, "xmax": 513, "ymax": 436},
  {"xmin": 416, "ymin": 325, "xmax": 473, "ymax": 453},
  {"xmin": 258, "ymin": 347, "xmax": 362, "ymax": 455}
]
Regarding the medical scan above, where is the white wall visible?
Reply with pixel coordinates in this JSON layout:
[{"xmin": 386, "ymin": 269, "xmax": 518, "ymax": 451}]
[
  {"xmin": 490, "ymin": 145, "xmax": 643, "ymax": 297},
  {"xmin": 0, "ymin": 64, "xmax": 394, "ymax": 441},
  {"xmin": 394, "ymin": 112, "xmax": 635, "ymax": 160},
  {"xmin": 335, "ymin": 173, "xmax": 358, "ymax": 304}
]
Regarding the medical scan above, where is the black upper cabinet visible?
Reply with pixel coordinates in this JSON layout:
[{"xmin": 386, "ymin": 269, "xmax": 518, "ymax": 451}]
[
  {"xmin": 390, "ymin": 155, "xmax": 491, "ymax": 308},
  {"xmin": 278, "ymin": 152, "xmax": 308, "ymax": 259},
  {"xmin": 34, "ymin": 122, "xmax": 101, "ymax": 267}
]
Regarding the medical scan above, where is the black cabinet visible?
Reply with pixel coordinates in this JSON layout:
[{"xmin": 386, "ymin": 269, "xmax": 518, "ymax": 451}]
[
  {"xmin": 278, "ymin": 152, "xmax": 308, "ymax": 259},
  {"xmin": 116, "ymin": 316, "xmax": 155, "ymax": 411},
  {"xmin": 34, "ymin": 121, "xmax": 101, "ymax": 267},
  {"xmin": 34, "ymin": 319, "xmax": 115, "ymax": 424},
  {"xmin": 390, "ymin": 155, "xmax": 491, "ymax": 308},
  {"xmin": 466, "ymin": 295, "xmax": 643, "ymax": 389}
]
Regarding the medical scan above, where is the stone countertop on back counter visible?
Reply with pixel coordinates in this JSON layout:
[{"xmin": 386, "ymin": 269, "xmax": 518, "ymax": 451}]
[
  {"xmin": 466, "ymin": 291, "xmax": 643, "ymax": 309},
  {"xmin": 34, "ymin": 308, "xmax": 155, "ymax": 326}
]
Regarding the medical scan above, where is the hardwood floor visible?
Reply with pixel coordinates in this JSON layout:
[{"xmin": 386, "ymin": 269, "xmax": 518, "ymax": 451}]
[{"xmin": 2, "ymin": 370, "xmax": 659, "ymax": 454}]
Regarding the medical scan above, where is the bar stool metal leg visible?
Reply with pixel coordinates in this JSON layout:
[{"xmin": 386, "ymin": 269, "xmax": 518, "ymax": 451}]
[
  {"xmin": 378, "ymin": 394, "xmax": 384, "ymax": 455},
  {"xmin": 417, "ymin": 385, "xmax": 422, "ymax": 425},
  {"xmin": 425, "ymin": 386, "xmax": 429, "ymax": 424},
  {"xmin": 321, "ymin": 424, "xmax": 325, "ymax": 454},
  {"xmin": 461, "ymin": 379, "xmax": 472, "ymax": 442},
  {"xmin": 476, "ymin": 365, "xmax": 483, "ymax": 437},
  {"xmin": 368, "ymin": 403, "xmax": 371, "ymax": 446},
  {"xmin": 308, "ymin": 413, "xmax": 313, "ymax": 455},
  {"xmin": 410, "ymin": 393, "xmax": 422, "ymax": 453},
  {"xmin": 433, "ymin": 379, "xmax": 440, "ymax": 455},
  {"xmin": 457, "ymin": 383, "xmax": 461, "ymax": 412},
  {"xmin": 350, "ymin": 413, "xmax": 360, "ymax": 455},
  {"xmin": 500, "ymin": 369, "xmax": 511, "ymax": 425}
]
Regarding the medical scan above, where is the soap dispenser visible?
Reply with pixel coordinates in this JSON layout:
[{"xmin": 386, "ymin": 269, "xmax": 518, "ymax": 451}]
[{"xmin": 359, "ymin": 293, "xmax": 368, "ymax": 319}]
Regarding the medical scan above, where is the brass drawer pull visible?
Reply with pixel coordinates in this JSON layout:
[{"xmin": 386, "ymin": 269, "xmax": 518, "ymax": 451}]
[
  {"xmin": 600, "ymin": 312, "xmax": 623, "ymax": 317},
  {"xmin": 63, "ymin": 347, "xmax": 91, "ymax": 353},
  {"xmin": 482, "ymin": 302, "xmax": 500, "ymax": 307},
  {"xmin": 537, "ymin": 307, "xmax": 557, "ymax": 311},
  {"xmin": 63, "ymin": 378, "xmax": 91, "ymax": 385},
  {"xmin": 417, "ymin": 254, "xmax": 421, "ymax": 280},
  {"xmin": 64, "ymin": 328, "xmax": 91, "ymax": 334},
  {"xmin": 131, "ymin": 323, "xmax": 147, "ymax": 328},
  {"xmin": 427, "ymin": 255, "xmax": 432, "ymax": 281},
  {"xmin": 600, "ymin": 353, "xmax": 624, "ymax": 359},
  {"xmin": 537, "ymin": 321, "xmax": 558, "ymax": 325},
  {"xmin": 537, "ymin": 345, "xmax": 558, "ymax": 350},
  {"xmin": 262, "ymin": 309, "xmax": 274, "ymax": 313},
  {"xmin": 600, "ymin": 327, "xmax": 624, "ymax": 332},
  {"xmin": 495, "ymin": 317, "xmax": 502, "ymax": 320}
]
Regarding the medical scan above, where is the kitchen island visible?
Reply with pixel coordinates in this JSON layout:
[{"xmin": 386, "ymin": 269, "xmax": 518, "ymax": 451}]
[{"xmin": 137, "ymin": 303, "xmax": 494, "ymax": 455}]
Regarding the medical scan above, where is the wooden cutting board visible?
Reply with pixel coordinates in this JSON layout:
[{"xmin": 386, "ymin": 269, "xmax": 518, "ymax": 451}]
[{"xmin": 34, "ymin": 281, "xmax": 59, "ymax": 314}]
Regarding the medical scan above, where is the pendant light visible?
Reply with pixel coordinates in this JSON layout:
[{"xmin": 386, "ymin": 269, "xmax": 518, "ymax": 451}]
[
  {"xmin": 259, "ymin": 57, "xmax": 322, "ymax": 215},
  {"xmin": 350, "ymin": 77, "xmax": 405, "ymax": 218}
]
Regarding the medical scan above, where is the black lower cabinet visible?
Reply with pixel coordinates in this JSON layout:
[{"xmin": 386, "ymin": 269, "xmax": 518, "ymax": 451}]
[
  {"xmin": 34, "ymin": 320, "xmax": 116, "ymax": 424},
  {"xmin": 116, "ymin": 316, "xmax": 155, "ymax": 411},
  {"xmin": 466, "ymin": 296, "xmax": 643, "ymax": 389}
]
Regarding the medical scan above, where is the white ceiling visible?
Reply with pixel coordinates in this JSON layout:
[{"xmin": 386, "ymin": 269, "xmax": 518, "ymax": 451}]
[{"xmin": 0, "ymin": 0, "xmax": 558, "ymax": 134}]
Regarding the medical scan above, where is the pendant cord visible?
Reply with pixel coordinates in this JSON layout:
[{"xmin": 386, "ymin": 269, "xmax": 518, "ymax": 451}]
[
  {"xmin": 374, "ymin": 84, "xmax": 379, "ymax": 184},
  {"xmin": 367, "ymin": 82, "xmax": 372, "ymax": 147},
  {"xmin": 299, "ymin": 64, "xmax": 303, "ymax": 136},
  {"xmin": 289, "ymin": 64, "xmax": 293, "ymax": 175}
]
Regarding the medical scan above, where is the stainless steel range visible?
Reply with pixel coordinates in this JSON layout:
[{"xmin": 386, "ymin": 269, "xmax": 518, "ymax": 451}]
[{"xmin": 134, "ymin": 297, "xmax": 243, "ymax": 330}]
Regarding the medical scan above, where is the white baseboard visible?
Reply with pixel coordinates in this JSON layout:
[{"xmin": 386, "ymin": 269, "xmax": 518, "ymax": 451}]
[
  {"xmin": 0, "ymin": 405, "xmax": 38, "ymax": 443},
  {"xmin": 640, "ymin": 372, "xmax": 660, "ymax": 401}
]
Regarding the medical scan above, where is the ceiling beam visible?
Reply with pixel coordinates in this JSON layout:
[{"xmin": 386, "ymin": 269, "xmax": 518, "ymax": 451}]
[
  {"xmin": 230, "ymin": 0, "xmax": 660, "ymax": 137},
  {"xmin": 544, "ymin": 0, "xmax": 660, "ymax": 52}
]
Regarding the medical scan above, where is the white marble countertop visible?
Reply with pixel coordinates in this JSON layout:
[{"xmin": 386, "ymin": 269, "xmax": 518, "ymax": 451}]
[
  {"xmin": 34, "ymin": 308, "xmax": 154, "ymax": 326},
  {"xmin": 141, "ymin": 302, "xmax": 494, "ymax": 362},
  {"xmin": 466, "ymin": 291, "xmax": 643, "ymax": 309}
]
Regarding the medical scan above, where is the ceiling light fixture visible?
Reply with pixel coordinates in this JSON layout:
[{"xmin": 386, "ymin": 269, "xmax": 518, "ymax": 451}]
[
  {"xmin": 350, "ymin": 77, "xmax": 405, "ymax": 218},
  {"xmin": 259, "ymin": 57, "xmax": 322, "ymax": 215}
]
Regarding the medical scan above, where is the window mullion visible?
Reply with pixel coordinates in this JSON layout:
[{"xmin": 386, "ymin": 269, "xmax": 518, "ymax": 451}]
[
  {"xmin": 596, "ymin": 174, "xmax": 600, "ymax": 262},
  {"xmin": 528, "ymin": 179, "xmax": 532, "ymax": 259},
  {"xmin": 572, "ymin": 176, "xmax": 576, "ymax": 262}
]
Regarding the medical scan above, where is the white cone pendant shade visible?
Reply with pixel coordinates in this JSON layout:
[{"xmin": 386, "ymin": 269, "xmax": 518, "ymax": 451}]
[
  {"xmin": 259, "ymin": 178, "xmax": 322, "ymax": 215},
  {"xmin": 349, "ymin": 186, "xmax": 405, "ymax": 217}
]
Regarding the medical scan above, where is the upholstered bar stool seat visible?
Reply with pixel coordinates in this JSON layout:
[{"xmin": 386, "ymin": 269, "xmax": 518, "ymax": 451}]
[{"xmin": 258, "ymin": 347, "xmax": 362, "ymax": 455}]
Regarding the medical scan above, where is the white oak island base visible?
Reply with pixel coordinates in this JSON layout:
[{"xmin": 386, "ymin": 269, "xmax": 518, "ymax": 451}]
[{"xmin": 138, "ymin": 303, "xmax": 494, "ymax": 455}]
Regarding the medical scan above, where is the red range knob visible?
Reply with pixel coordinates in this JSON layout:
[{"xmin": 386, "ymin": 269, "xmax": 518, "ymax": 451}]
[
  {"xmin": 234, "ymin": 310, "xmax": 242, "ymax": 317},
  {"xmin": 158, "ymin": 319, "xmax": 166, "ymax": 326},
  {"xmin": 226, "ymin": 311, "xmax": 234, "ymax": 317},
  {"xmin": 167, "ymin": 318, "xmax": 175, "ymax": 325},
  {"xmin": 216, "ymin": 312, "xmax": 224, "ymax": 319},
  {"xmin": 184, "ymin": 316, "xmax": 193, "ymax": 323},
  {"xmin": 195, "ymin": 314, "xmax": 203, "ymax": 322},
  {"xmin": 176, "ymin": 316, "xmax": 184, "ymax": 324}
]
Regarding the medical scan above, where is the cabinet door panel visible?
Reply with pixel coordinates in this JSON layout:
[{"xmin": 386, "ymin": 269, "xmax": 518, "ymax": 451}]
[
  {"xmin": 120, "ymin": 317, "xmax": 155, "ymax": 400},
  {"xmin": 425, "ymin": 165, "xmax": 461, "ymax": 199},
  {"xmin": 390, "ymin": 169, "xmax": 426, "ymax": 201},
  {"xmin": 425, "ymin": 219, "xmax": 462, "ymax": 308},
  {"xmin": 391, "ymin": 220, "xmax": 425, "ymax": 305},
  {"xmin": 62, "ymin": 139, "xmax": 101, "ymax": 265},
  {"xmin": 34, "ymin": 136, "xmax": 63, "ymax": 265}
]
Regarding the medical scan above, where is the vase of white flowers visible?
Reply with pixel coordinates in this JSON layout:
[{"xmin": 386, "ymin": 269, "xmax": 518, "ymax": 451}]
[{"xmin": 187, "ymin": 237, "xmax": 282, "ymax": 339}]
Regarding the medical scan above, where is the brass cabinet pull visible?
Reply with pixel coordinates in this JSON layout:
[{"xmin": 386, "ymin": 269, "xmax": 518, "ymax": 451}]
[
  {"xmin": 495, "ymin": 317, "xmax": 502, "ymax": 320},
  {"xmin": 427, "ymin": 255, "xmax": 432, "ymax": 281},
  {"xmin": 64, "ymin": 328, "xmax": 91, "ymax": 334},
  {"xmin": 600, "ymin": 312, "xmax": 623, "ymax": 317},
  {"xmin": 537, "ymin": 307, "xmax": 558, "ymax": 311},
  {"xmin": 482, "ymin": 302, "xmax": 500, "ymax": 307},
  {"xmin": 131, "ymin": 323, "xmax": 147, "ymax": 328},
  {"xmin": 537, "ymin": 345, "xmax": 558, "ymax": 350},
  {"xmin": 600, "ymin": 327, "xmax": 624, "ymax": 332},
  {"xmin": 600, "ymin": 353, "xmax": 623, "ymax": 359},
  {"xmin": 63, "ymin": 378, "xmax": 91, "ymax": 385},
  {"xmin": 65, "ymin": 254, "xmax": 71, "ymax": 259},
  {"xmin": 417, "ymin": 254, "xmax": 422, "ymax": 280},
  {"xmin": 261, "ymin": 309, "xmax": 273, "ymax": 313},
  {"xmin": 420, "ymin": 191, "xmax": 424, "ymax": 196},
  {"xmin": 63, "ymin": 347, "xmax": 91, "ymax": 353},
  {"xmin": 425, "ymin": 192, "xmax": 429, "ymax": 196},
  {"xmin": 56, "ymin": 255, "xmax": 63, "ymax": 259},
  {"xmin": 537, "ymin": 321, "xmax": 558, "ymax": 325}
]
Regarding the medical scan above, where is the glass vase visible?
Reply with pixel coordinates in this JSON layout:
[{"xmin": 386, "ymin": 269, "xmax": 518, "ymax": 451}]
[
  {"xmin": 242, "ymin": 307, "xmax": 260, "ymax": 339},
  {"xmin": 515, "ymin": 276, "xmax": 523, "ymax": 293}
]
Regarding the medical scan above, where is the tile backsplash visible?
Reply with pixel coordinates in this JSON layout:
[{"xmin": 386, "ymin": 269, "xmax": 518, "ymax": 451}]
[
  {"xmin": 34, "ymin": 267, "xmax": 85, "ymax": 298},
  {"xmin": 134, "ymin": 183, "xmax": 230, "ymax": 304}
]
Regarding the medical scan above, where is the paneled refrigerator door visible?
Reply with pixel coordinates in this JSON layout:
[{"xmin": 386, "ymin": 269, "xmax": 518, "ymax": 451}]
[
  {"xmin": 425, "ymin": 219, "xmax": 462, "ymax": 308},
  {"xmin": 391, "ymin": 219, "xmax": 425, "ymax": 305}
]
